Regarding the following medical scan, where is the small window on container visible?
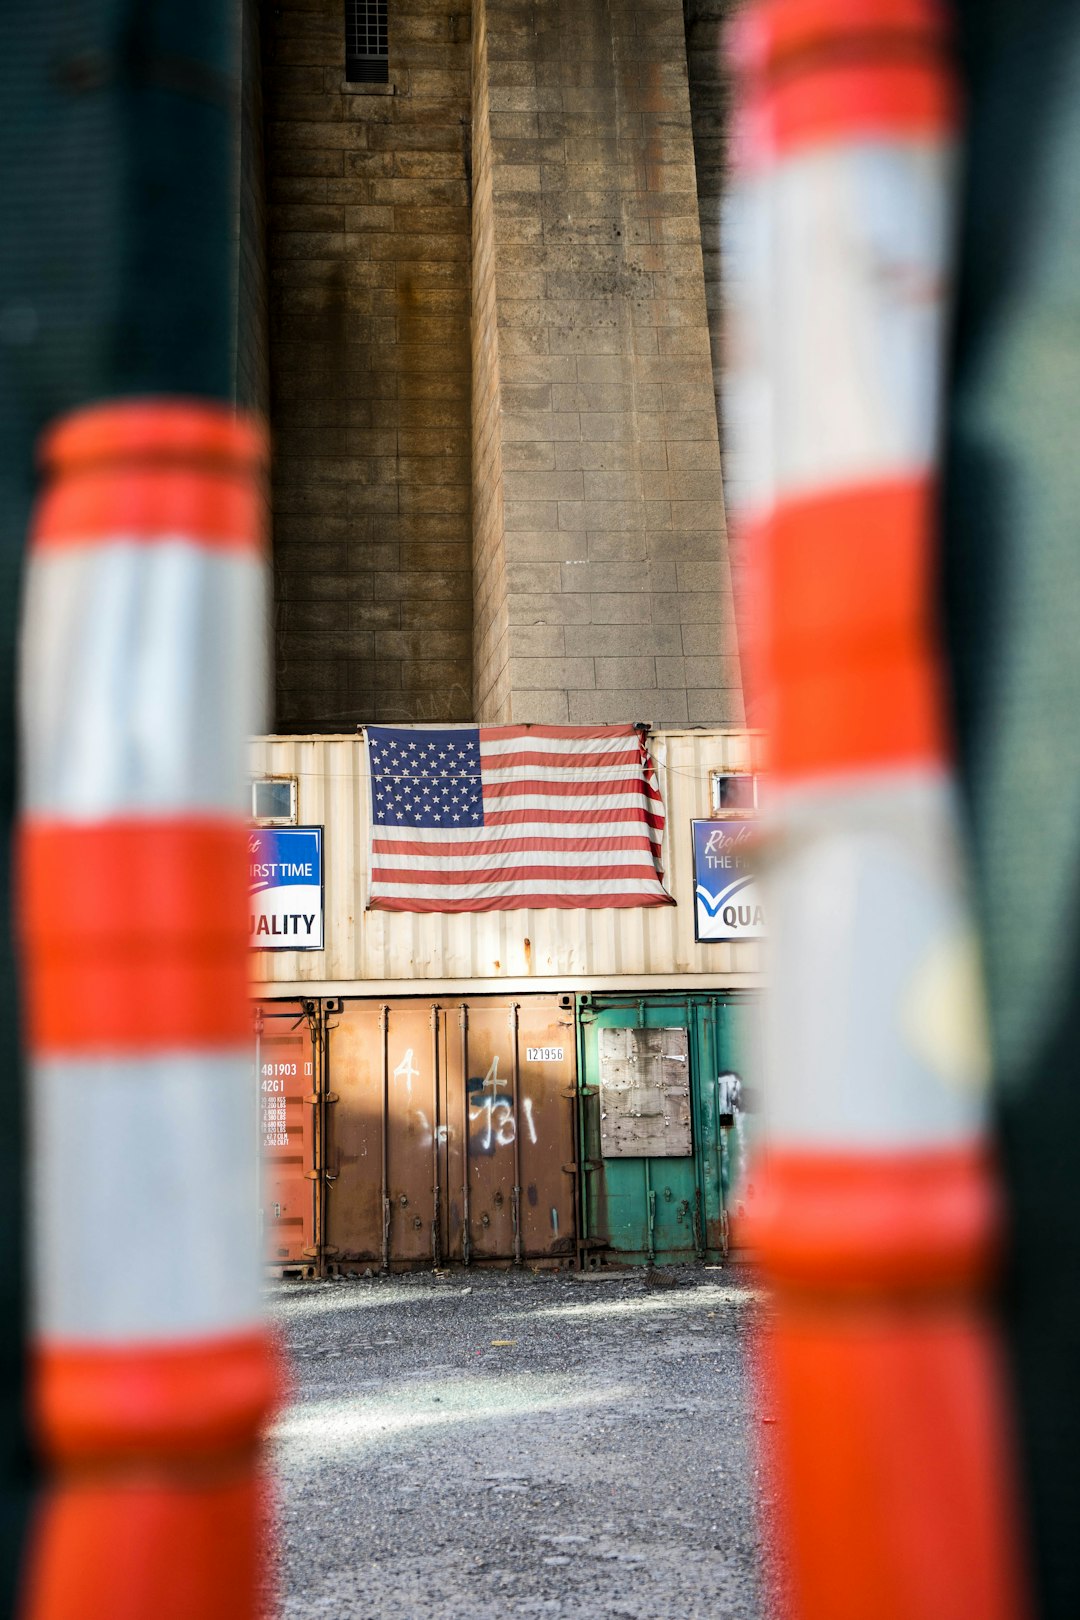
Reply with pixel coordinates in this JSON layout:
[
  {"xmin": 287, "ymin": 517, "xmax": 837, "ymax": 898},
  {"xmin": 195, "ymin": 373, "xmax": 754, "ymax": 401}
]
[
  {"xmin": 345, "ymin": 0, "xmax": 388, "ymax": 84},
  {"xmin": 710, "ymin": 772, "xmax": 763, "ymax": 816},
  {"xmin": 251, "ymin": 777, "xmax": 297, "ymax": 824}
]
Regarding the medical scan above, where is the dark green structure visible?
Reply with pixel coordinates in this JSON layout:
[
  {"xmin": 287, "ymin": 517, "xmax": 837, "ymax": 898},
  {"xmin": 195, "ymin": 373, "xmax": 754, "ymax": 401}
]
[{"xmin": 577, "ymin": 993, "xmax": 759, "ymax": 1267}]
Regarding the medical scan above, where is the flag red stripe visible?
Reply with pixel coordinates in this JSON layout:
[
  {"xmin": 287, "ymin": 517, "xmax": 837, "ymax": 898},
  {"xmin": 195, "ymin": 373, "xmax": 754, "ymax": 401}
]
[
  {"xmin": 479, "ymin": 748, "xmax": 642, "ymax": 770},
  {"xmin": 373, "ymin": 863, "xmax": 663, "ymax": 886},
  {"xmin": 484, "ymin": 806, "xmax": 665, "ymax": 829},
  {"xmin": 372, "ymin": 835, "xmax": 660, "ymax": 857},
  {"xmin": 369, "ymin": 892, "xmax": 671, "ymax": 913},
  {"xmin": 483, "ymin": 777, "xmax": 653, "ymax": 801}
]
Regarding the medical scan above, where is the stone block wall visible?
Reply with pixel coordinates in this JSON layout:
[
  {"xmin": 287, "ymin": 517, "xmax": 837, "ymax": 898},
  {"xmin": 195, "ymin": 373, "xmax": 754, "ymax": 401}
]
[
  {"xmin": 469, "ymin": 0, "xmax": 742, "ymax": 726},
  {"xmin": 683, "ymin": 1, "xmax": 745, "ymax": 523},
  {"xmin": 263, "ymin": 0, "xmax": 474, "ymax": 731},
  {"xmin": 471, "ymin": 0, "xmax": 511, "ymax": 721}
]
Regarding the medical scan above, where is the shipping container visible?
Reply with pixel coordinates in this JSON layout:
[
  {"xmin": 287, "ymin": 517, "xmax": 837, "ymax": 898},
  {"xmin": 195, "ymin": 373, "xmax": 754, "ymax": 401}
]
[
  {"xmin": 577, "ymin": 991, "xmax": 760, "ymax": 1266},
  {"xmin": 260, "ymin": 993, "xmax": 579, "ymax": 1272},
  {"xmin": 248, "ymin": 728, "xmax": 766, "ymax": 995},
  {"xmin": 256, "ymin": 987, "xmax": 762, "ymax": 1275}
]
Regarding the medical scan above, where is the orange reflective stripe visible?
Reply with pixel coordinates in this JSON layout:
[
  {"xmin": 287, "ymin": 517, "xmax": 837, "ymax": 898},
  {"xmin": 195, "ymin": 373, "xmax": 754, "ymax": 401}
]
[
  {"xmin": 755, "ymin": 480, "xmax": 948, "ymax": 775},
  {"xmin": 23, "ymin": 1470, "xmax": 269, "ymax": 1620},
  {"xmin": 21, "ymin": 820, "xmax": 250, "ymax": 1053},
  {"xmin": 761, "ymin": 1306, "xmax": 1028, "ymax": 1620},
  {"xmin": 771, "ymin": 637, "xmax": 945, "ymax": 776},
  {"xmin": 747, "ymin": 1147, "xmax": 1000, "ymax": 1294},
  {"xmin": 34, "ymin": 1334, "xmax": 280, "ymax": 1464},
  {"xmin": 33, "ymin": 398, "xmax": 266, "ymax": 551},
  {"xmin": 767, "ymin": 479, "xmax": 933, "ymax": 647},
  {"xmin": 40, "ymin": 399, "xmax": 267, "ymax": 474},
  {"xmin": 734, "ymin": 0, "xmax": 957, "ymax": 156},
  {"xmin": 743, "ymin": 56, "xmax": 956, "ymax": 154},
  {"xmin": 33, "ymin": 467, "xmax": 265, "ymax": 551}
]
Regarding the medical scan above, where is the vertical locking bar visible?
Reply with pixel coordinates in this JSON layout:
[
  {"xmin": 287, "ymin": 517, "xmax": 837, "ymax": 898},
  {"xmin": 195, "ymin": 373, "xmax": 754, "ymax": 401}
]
[
  {"xmin": 459, "ymin": 1004, "xmax": 471, "ymax": 1267},
  {"xmin": 509, "ymin": 1004, "xmax": 523, "ymax": 1266},
  {"xmin": 430, "ymin": 1004, "xmax": 441, "ymax": 1269},
  {"xmin": 379, "ymin": 1003, "xmax": 390, "ymax": 1275}
]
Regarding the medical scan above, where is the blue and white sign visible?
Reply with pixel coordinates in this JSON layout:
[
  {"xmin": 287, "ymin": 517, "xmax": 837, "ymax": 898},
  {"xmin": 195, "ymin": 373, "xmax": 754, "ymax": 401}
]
[
  {"xmin": 249, "ymin": 827, "xmax": 324, "ymax": 951},
  {"xmin": 692, "ymin": 819, "xmax": 765, "ymax": 942}
]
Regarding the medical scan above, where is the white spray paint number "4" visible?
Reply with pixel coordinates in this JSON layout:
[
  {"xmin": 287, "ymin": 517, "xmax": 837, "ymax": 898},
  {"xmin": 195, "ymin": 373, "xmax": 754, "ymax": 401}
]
[{"xmin": 393, "ymin": 1048, "xmax": 419, "ymax": 1099}]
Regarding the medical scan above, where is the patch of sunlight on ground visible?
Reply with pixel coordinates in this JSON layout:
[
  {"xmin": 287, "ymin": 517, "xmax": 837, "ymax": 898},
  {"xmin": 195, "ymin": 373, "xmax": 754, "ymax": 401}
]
[
  {"xmin": 529, "ymin": 1284, "xmax": 762, "ymax": 1322},
  {"xmin": 274, "ymin": 1375, "xmax": 632, "ymax": 1463}
]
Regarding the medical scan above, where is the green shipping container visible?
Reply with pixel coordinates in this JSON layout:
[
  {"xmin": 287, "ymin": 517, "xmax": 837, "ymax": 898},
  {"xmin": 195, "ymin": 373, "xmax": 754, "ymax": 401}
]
[{"xmin": 577, "ymin": 992, "xmax": 760, "ymax": 1266}]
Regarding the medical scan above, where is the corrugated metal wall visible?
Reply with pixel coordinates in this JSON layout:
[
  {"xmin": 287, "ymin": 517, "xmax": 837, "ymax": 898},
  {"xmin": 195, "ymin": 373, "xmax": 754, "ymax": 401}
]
[{"xmin": 250, "ymin": 729, "xmax": 764, "ymax": 992}]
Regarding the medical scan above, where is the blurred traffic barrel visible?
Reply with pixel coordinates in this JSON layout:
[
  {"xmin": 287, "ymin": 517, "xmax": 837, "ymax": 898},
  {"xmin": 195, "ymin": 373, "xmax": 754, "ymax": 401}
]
[
  {"xmin": 17, "ymin": 401, "xmax": 275, "ymax": 1620},
  {"xmin": 725, "ymin": 3, "xmax": 1030, "ymax": 1617}
]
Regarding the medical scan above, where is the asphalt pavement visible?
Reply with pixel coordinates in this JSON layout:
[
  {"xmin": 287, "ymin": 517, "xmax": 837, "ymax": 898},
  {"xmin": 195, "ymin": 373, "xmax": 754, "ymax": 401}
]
[{"xmin": 269, "ymin": 1267, "xmax": 766, "ymax": 1620}]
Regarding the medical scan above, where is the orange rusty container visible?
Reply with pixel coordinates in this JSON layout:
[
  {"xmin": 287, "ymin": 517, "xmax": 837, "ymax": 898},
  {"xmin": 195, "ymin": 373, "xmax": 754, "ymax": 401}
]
[{"xmin": 324, "ymin": 994, "xmax": 579, "ymax": 1269}]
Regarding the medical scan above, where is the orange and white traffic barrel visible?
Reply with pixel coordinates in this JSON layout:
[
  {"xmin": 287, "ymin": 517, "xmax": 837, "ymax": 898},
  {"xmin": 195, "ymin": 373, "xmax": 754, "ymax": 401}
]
[
  {"xmin": 725, "ymin": 4, "xmax": 1030, "ymax": 1618},
  {"xmin": 17, "ymin": 401, "xmax": 277, "ymax": 1620}
]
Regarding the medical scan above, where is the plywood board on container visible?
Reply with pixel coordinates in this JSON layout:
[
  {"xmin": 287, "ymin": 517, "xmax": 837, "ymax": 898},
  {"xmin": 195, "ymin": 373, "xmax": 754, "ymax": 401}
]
[{"xmin": 597, "ymin": 1026, "xmax": 692, "ymax": 1158}]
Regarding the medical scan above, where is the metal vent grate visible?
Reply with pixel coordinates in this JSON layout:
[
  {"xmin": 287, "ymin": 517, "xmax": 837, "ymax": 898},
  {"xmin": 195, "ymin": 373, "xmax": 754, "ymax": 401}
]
[{"xmin": 345, "ymin": 0, "xmax": 389, "ymax": 83}]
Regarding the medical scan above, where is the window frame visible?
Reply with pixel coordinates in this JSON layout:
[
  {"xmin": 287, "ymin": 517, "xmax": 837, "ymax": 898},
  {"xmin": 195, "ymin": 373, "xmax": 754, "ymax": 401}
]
[
  {"xmin": 708, "ymin": 771, "xmax": 763, "ymax": 819},
  {"xmin": 344, "ymin": 0, "xmax": 389, "ymax": 86},
  {"xmin": 251, "ymin": 776, "xmax": 298, "ymax": 826}
]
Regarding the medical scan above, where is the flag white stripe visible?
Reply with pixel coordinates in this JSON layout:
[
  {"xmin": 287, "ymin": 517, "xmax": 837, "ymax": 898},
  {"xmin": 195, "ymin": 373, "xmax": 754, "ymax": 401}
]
[
  {"xmin": 479, "ymin": 791, "xmax": 659, "ymax": 813},
  {"xmin": 481, "ymin": 764, "xmax": 648, "ymax": 785},
  {"xmin": 373, "ymin": 848, "xmax": 656, "ymax": 873}
]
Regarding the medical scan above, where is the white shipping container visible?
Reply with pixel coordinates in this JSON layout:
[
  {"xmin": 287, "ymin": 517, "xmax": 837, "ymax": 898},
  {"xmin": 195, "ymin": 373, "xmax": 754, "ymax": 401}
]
[{"xmin": 249, "ymin": 728, "xmax": 765, "ymax": 995}]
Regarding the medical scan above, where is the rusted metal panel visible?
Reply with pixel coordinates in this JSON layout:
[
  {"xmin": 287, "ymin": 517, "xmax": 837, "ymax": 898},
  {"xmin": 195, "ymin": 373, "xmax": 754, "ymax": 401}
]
[
  {"xmin": 248, "ymin": 729, "xmax": 766, "ymax": 993},
  {"xmin": 516, "ymin": 1000, "xmax": 578, "ymax": 1260},
  {"xmin": 598, "ymin": 1026, "xmax": 692, "ymax": 1158},
  {"xmin": 321, "ymin": 993, "xmax": 577, "ymax": 1268},
  {"xmin": 255, "ymin": 1000, "xmax": 316, "ymax": 1266}
]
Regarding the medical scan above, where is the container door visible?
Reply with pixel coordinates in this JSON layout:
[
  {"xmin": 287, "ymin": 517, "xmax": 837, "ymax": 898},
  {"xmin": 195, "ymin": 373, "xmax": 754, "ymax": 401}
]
[
  {"xmin": 256, "ymin": 999, "xmax": 317, "ymax": 1267},
  {"xmin": 691, "ymin": 998, "xmax": 729, "ymax": 1257},
  {"xmin": 514, "ymin": 999, "xmax": 577, "ymax": 1262},
  {"xmin": 322, "ymin": 999, "xmax": 382, "ymax": 1266},
  {"xmin": 454, "ymin": 1002, "xmax": 519, "ymax": 1261},
  {"xmin": 327, "ymin": 999, "xmax": 443, "ymax": 1269},
  {"xmin": 580, "ymin": 999, "xmax": 702, "ymax": 1265},
  {"xmin": 714, "ymin": 992, "xmax": 763, "ymax": 1248}
]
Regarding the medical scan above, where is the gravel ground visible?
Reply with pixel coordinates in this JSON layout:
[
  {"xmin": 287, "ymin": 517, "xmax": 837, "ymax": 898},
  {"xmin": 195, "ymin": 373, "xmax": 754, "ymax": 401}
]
[{"xmin": 269, "ymin": 1266, "xmax": 766, "ymax": 1620}]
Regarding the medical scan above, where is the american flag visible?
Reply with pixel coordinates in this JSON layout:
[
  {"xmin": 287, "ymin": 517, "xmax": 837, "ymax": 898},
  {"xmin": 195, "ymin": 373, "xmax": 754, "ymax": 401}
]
[{"xmin": 365, "ymin": 723, "xmax": 673, "ymax": 913}]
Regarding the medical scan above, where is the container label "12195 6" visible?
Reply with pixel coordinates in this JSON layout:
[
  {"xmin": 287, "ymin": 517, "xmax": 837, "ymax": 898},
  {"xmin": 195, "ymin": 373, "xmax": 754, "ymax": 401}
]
[{"xmin": 526, "ymin": 1046, "xmax": 564, "ymax": 1062}]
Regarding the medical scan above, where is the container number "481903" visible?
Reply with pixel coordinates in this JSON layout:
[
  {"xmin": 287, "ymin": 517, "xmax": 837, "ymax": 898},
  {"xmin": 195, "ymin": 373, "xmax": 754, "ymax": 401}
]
[{"xmin": 526, "ymin": 1046, "xmax": 563, "ymax": 1062}]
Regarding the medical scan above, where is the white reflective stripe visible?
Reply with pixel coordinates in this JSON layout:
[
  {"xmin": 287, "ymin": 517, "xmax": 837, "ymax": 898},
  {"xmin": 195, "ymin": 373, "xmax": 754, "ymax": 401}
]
[
  {"xmin": 34, "ymin": 1052, "xmax": 261, "ymax": 1342},
  {"xmin": 725, "ymin": 136, "xmax": 955, "ymax": 515},
  {"xmin": 761, "ymin": 770, "xmax": 989, "ymax": 1149},
  {"xmin": 21, "ymin": 540, "xmax": 266, "ymax": 818}
]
